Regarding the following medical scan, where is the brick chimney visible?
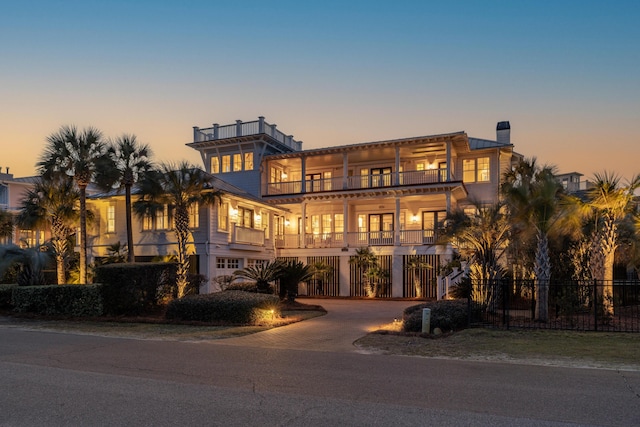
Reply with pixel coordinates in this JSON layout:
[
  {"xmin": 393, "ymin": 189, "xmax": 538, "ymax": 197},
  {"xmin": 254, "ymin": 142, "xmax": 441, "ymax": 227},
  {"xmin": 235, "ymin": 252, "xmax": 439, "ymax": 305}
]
[{"xmin": 496, "ymin": 121, "xmax": 510, "ymax": 144}]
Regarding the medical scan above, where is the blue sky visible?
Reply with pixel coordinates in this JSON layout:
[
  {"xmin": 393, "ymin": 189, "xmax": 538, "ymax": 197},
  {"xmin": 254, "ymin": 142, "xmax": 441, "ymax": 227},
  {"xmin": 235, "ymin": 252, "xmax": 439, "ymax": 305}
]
[{"xmin": 1, "ymin": 0, "xmax": 639, "ymax": 180}]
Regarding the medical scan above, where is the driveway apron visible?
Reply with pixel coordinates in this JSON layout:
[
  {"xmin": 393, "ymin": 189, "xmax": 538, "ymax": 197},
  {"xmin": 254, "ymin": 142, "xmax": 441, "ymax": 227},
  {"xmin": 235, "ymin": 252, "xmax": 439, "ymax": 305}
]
[{"xmin": 214, "ymin": 299, "xmax": 416, "ymax": 353}]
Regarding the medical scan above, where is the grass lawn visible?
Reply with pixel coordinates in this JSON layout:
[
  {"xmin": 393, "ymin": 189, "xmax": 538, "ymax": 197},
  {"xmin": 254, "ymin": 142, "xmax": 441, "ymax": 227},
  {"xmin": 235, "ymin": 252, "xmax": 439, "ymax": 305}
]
[{"xmin": 355, "ymin": 325, "xmax": 640, "ymax": 370}]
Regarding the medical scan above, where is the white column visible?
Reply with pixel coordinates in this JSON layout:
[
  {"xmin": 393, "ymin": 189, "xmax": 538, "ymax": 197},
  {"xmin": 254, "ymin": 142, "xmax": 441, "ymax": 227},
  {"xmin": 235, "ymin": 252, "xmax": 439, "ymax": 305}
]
[
  {"xmin": 394, "ymin": 146, "xmax": 400, "ymax": 185},
  {"xmin": 446, "ymin": 140, "xmax": 452, "ymax": 181},
  {"xmin": 392, "ymin": 252, "xmax": 404, "ymax": 298},
  {"xmin": 394, "ymin": 197, "xmax": 401, "ymax": 246},
  {"xmin": 339, "ymin": 253, "xmax": 351, "ymax": 296},
  {"xmin": 301, "ymin": 201, "xmax": 306, "ymax": 247},
  {"xmin": 342, "ymin": 153, "xmax": 348, "ymax": 189},
  {"xmin": 301, "ymin": 156, "xmax": 307, "ymax": 193}
]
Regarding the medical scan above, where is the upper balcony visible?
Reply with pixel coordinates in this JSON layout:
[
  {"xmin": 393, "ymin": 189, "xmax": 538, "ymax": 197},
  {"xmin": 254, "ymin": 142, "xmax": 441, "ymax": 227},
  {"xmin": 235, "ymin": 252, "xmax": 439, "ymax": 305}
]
[
  {"xmin": 264, "ymin": 168, "xmax": 454, "ymax": 196},
  {"xmin": 191, "ymin": 116, "xmax": 303, "ymax": 152}
]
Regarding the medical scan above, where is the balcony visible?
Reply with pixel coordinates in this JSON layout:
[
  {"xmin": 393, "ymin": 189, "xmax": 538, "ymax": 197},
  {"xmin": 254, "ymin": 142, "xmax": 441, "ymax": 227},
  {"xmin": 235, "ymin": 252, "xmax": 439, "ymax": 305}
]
[
  {"xmin": 231, "ymin": 224, "xmax": 265, "ymax": 247},
  {"xmin": 264, "ymin": 168, "xmax": 450, "ymax": 196},
  {"xmin": 274, "ymin": 229, "xmax": 440, "ymax": 249}
]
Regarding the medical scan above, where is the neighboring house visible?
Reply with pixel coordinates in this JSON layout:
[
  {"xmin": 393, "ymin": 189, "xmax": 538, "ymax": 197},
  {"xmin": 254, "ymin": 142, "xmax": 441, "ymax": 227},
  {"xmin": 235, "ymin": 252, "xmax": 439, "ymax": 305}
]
[
  {"xmin": 86, "ymin": 175, "xmax": 285, "ymax": 293},
  {"xmin": 186, "ymin": 117, "xmax": 523, "ymax": 298},
  {"xmin": 0, "ymin": 169, "xmax": 47, "ymax": 247}
]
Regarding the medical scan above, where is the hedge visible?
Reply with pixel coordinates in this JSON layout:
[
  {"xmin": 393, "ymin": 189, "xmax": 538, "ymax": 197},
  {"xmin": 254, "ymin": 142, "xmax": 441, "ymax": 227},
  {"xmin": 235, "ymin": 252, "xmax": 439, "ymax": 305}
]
[
  {"xmin": 12, "ymin": 285, "xmax": 103, "ymax": 317},
  {"xmin": 94, "ymin": 262, "xmax": 176, "ymax": 315},
  {"xmin": 0, "ymin": 284, "xmax": 17, "ymax": 309},
  {"xmin": 402, "ymin": 299, "xmax": 469, "ymax": 333},
  {"xmin": 165, "ymin": 291, "xmax": 280, "ymax": 325}
]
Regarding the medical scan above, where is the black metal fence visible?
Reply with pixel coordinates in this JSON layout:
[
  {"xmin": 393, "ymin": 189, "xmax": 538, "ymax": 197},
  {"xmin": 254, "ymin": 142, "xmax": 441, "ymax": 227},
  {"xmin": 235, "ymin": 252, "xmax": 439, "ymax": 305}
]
[{"xmin": 470, "ymin": 279, "xmax": 640, "ymax": 332}]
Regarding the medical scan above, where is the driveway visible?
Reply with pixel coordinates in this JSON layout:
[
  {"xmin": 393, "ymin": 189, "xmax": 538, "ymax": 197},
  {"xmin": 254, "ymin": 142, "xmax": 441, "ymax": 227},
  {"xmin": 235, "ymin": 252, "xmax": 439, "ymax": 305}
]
[{"xmin": 215, "ymin": 298, "xmax": 417, "ymax": 353}]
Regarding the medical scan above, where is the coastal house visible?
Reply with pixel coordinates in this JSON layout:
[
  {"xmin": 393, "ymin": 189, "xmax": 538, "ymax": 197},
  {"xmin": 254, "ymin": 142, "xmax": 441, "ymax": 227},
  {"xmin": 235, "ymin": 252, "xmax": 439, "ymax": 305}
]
[{"xmin": 185, "ymin": 117, "xmax": 522, "ymax": 297}]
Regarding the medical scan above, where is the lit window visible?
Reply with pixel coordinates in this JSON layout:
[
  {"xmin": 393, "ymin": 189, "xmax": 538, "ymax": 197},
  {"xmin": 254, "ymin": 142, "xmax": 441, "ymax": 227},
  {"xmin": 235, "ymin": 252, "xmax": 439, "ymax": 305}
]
[
  {"xmin": 244, "ymin": 153, "xmax": 254, "ymax": 171},
  {"xmin": 211, "ymin": 157, "xmax": 220, "ymax": 174},
  {"xmin": 463, "ymin": 159, "xmax": 476, "ymax": 182},
  {"xmin": 463, "ymin": 158, "xmax": 490, "ymax": 183},
  {"xmin": 142, "ymin": 214, "xmax": 153, "ymax": 231},
  {"xmin": 189, "ymin": 203, "xmax": 199, "ymax": 228},
  {"xmin": 238, "ymin": 207, "xmax": 254, "ymax": 228},
  {"xmin": 218, "ymin": 202, "xmax": 229, "ymax": 231},
  {"xmin": 334, "ymin": 214, "xmax": 344, "ymax": 233},
  {"xmin": 106, "ymin": 205, "xmax": 115, "ymax": 233},
  {"xmin": 156, "ymin": 205, "xmax": 170, "ymax": 230},
  {"xmin": 222, "ymin": 155, "xmax": 231, "ymax": 173},
  {"xmin": 477, "ymin": 157, "xmax": 490, "ymax": 182},
  {"xmin": 233, "ymin": 154, "xmax": 242, "ymax": 172}
]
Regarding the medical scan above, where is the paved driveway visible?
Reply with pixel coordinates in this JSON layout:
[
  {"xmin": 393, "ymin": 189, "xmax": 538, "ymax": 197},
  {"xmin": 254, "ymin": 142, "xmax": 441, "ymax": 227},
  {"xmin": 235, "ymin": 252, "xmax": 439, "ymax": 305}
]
[{"xmin": 215, "ymin": 298, "xmax": 417, "ymax": 353}]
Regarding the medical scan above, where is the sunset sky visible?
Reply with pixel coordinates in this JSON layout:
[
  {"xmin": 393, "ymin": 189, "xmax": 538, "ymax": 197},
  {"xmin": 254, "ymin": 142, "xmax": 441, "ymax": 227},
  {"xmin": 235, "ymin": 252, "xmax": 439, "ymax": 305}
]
[{"xmin": 1, "ymin": 1, "xmax": 639, "ymax": 181}]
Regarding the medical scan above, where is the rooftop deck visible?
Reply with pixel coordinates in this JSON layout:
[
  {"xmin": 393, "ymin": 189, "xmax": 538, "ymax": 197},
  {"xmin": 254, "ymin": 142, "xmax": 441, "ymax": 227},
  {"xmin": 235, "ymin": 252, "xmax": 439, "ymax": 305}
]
[{"xmin": 192, "ymin": 116, "xmax": 303, "ymax": 151}]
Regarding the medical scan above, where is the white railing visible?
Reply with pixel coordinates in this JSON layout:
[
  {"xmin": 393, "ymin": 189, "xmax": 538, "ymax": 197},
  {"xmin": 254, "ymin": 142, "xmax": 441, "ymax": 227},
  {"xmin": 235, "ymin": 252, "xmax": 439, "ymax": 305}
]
[
  {"xmin": 264, "ymin": 169, "xmax": 451, "ymax": 195},
  {"xmin": 194, "ymin": 118, "xmax": 302, "ymax": 151},
  {"xmin": 233, "ymin": 224, "xmax": 265, "ymax": 246},
  {"xmin": 275, "ymin": 229, "xmax": 441, "ymax": 249}
]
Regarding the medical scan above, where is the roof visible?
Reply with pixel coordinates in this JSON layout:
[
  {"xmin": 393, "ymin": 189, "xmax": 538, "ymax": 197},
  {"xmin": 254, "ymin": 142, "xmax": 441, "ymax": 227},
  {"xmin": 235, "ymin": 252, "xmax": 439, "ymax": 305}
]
[
  {"xmin": 468, "ymin": 137, "xmax": 513, "ymax": 150},
  {"xmin": 89, "ymin": 173, "xmax": 280, "ymax": 211}
]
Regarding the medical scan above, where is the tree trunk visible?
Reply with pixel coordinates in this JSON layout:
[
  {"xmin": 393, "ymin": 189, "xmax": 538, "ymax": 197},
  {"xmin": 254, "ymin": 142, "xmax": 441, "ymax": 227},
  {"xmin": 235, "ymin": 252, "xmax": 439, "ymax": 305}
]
[
  {"xmin": 78, "ymin": 185, "xmax": 87, "ymax": 284},
  {"xmin": 174, "ymin": 206, "xmax": 191, "ymax": 298},
  {"xmin": 534, "ymin": 233, "xmax": 550, "ymax": 322},
  {"xmin": 125, "ymin": 184, "xmax": 134, "ymax": 263}
]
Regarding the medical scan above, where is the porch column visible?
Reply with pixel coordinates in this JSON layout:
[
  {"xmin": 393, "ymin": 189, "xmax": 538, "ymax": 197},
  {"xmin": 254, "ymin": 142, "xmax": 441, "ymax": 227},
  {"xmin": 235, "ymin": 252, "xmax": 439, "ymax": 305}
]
[
  {"xmin": 394, "ymin": 146, "xmax": 400, "ymax": 185},
  {"xmin": 301, "ymin": 156, "xmax": 307, "ymax": 194},
  {"xmin": 343, "ymin": 199, "xmax": 349, "ymax": 247},
  {"xmin": 342, "ymin": 153, "xmax": 348, "ymax": 189},
  {"xmin": 301, "ymin": 201, "xmax": 307, "ymax": 248},
  {"xmin": 394, "ymin": 197, "xmax": 401, "ymax": 246},
  {"xmin": 392, "ymin": 251, "xmax": 403, "ymax": 298},
  {"xmin": 446, "ymin": 191, "xmax": 451, "ymax": 214},
  {"xmin": 446, "ymin": 140, "xmax": 452, "ymax": 181},
  {"xmin": 339, "ymin": 253, "xmax": 351, "ymax": 296}
]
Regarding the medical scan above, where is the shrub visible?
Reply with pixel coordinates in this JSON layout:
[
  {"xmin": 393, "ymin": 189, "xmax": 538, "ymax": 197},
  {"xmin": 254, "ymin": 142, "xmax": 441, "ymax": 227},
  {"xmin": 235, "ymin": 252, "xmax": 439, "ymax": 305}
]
[
  {"xmin": 225, "ymin": 281, "xmax": 274, "ymax": 293},
  {"xmin": 12, "ymin": 285, "xmax": 103, "ymax": 317},
  {"xmin": 95, "ymin": 262, "xmax": 176, "ymax": 315},
  {"xmin": 402, "ymin": 299, "xmax": 469, "ymax": 333},
  {"xmin": 165, "ymin": 290, "xmax": 280, "ymax": 325},
  {"xmin": 0, "ymin": 284, "xmax": 17, "ymax": 309}
]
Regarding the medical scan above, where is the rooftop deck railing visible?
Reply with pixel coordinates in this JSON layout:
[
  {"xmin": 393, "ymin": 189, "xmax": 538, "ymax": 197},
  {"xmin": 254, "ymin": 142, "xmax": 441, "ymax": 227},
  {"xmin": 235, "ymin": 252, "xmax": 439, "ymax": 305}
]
[{"xmin": 193, "ymin": 117, "xmax": 302, "ymax": 151}]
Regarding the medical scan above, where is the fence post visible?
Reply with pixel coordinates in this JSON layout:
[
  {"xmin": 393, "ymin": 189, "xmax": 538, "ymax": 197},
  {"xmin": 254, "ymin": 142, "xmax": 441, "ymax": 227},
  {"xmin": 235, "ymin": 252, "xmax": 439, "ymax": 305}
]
[{"xmin": 593, "ymin": 279, "xmax": 598, "ymax": 332}]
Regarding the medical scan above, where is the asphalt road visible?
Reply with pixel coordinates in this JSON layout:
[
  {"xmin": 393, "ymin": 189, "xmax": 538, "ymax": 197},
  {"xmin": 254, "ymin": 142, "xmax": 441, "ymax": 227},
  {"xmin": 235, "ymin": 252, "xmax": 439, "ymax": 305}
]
[{"xmin": 1, "ymin": 300, "xmax": 640, "ymax": 426}]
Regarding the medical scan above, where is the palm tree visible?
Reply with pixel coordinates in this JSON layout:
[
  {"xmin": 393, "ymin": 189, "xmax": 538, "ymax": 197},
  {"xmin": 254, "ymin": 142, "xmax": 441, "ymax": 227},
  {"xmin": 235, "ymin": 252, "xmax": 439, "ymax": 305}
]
[
  {"xmin": 108, "ymin": 135, "xmax": 153, "ymax": 262},
  {"xmin": 16, "ymin": 176, "xmax": 79, "ymax": 285},
  {"xmin": 0, "ymin": 209, "xmax": 13, "ymax": 243},
  {"xmin": 234, "ymin": 260, "xmax": 283, "ymax": 293},
  {"xmin": 502, "ymin": 159, "xmax": 567, "ymax": 321},
  {"xmin": 584, "ymin": 172, "xmax": 640, "ymax": 314},
  {"xmin": 440, "ymin": 200, "xmax": 510, "ymax": 307},
  {"xmin": 37, "ymin": 125, "xmax": 117, "ymax": 284},
  {"xmin": 134, "ymin": 162, "xmax": 221, "ymax": 298},
  {"xmin": 405, "ymin": 255, "xmax": 432, "ymax": 298},
  {"xmin": 349, "ymin": 247, "xmax": 381, "ymax": 297},
  {"xmin": 311, "ymin": 260, "xmax": 333, "ymax": 295}
]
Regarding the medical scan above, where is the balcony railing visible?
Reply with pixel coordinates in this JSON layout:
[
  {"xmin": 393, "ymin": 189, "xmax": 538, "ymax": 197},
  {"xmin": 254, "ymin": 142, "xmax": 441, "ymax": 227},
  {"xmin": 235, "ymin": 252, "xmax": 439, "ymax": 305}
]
[
  {"xmin": 264, "ymin": 169, "xmax": 450, "ymax": 195},
  {"xmin": 274, "ymin": 229, "xmax": 440, "ymax": 249},
  {"xmin": 193, "ymin": 117, "xmax": 302, "ymax": 151},
  {"xmin": 232, "ymin": 224, "xmax": 265, "ymax": 246}
]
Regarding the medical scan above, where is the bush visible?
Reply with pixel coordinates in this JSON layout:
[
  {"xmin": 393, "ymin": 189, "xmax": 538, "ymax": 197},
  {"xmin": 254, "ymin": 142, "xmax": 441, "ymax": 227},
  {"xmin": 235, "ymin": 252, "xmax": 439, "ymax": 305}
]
[
  {"xmin": 0, "ymin": 284, "xmax": 17, "ymax": 309},
  {"xmin": 12, "ymin": 285, "xmax": 103, "ymax": 317},
  {"xmin": 402, "ymin": 299, "xmax": 469, "ymax": 333},
  {"xmin": 225, "ymin": 281, "xmax": 274, "ymax": 293},
  {"xmin": 165, "ymin": 291, "xmax": 280, "ymax": 325},
  {"xmin": 95, "ymin": 262, "xmax": 176, "ymax": 316}
]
